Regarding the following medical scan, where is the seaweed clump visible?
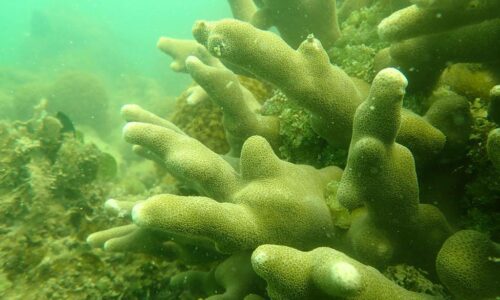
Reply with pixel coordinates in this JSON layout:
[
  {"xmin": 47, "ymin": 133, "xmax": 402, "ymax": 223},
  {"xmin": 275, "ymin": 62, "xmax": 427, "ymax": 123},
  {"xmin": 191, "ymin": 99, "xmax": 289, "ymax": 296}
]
[
  {"xmin": 383, "ymin": 264, "xmax": 448, "ymax": 298},
  {"xmin": 0, "ymin": 101, "xmax": 180, "ymax": 299},
  {"xmin": 460, "ymin": 97, "xmax": 500, "ymax": 238}
]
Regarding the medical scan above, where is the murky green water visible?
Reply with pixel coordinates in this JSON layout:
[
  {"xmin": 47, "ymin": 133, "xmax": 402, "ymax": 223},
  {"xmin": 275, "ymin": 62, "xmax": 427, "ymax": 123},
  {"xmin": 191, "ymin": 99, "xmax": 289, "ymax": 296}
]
[{"xmin": 0, "ymin": 1, "xmax": 498, "ymax": 299}]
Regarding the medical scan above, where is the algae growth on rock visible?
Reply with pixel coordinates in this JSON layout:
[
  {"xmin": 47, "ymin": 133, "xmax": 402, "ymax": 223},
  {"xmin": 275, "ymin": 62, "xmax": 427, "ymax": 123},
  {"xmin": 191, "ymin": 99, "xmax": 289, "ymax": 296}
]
[{"xmin": 1, "ymin": 0, "xmax": 499, "ymax": 299}]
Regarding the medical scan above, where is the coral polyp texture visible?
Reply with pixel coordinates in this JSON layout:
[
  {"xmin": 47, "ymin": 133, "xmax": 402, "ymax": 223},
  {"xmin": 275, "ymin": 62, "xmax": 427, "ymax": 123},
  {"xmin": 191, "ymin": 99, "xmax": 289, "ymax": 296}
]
[
  {"xmin": 251, "ymin": 245, "xmax": 430, "ymax": 299},
  {"xmin": 88, "ymin": 1, "xmax": 500, "ymax": 299},
  {"xmin": 436, "ymin": 230, "xmax": 500, "ymax": 300},
  {"xmin": 192, "ymin": 18, "xmax": 448, "ymax": 164},
  {"xmin": 89, "ymin": 106, "xmax": 343, "ymax": 253},
  {"xmin": 337, "ymin": 68, "xmax": 452, "ymax": 269}
]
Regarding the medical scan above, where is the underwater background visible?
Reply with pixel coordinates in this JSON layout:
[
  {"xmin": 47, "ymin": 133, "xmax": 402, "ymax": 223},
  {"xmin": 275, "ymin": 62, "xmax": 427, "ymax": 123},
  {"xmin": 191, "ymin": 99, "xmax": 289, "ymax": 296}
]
[
  {"xmin": 0, "ymin": 0, "xmax": 499, "ymax": 299},
  {"xmin": 0, "ymin": 0, "xmax": 230, "ymax": 98}
]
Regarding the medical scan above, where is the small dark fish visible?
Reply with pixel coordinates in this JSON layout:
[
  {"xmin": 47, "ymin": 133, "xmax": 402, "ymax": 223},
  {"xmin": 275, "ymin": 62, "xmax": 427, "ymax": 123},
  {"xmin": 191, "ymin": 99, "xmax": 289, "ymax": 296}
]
[{"xmin": 56, "ymin": 111, "xmax": 76, "ymax": 134}]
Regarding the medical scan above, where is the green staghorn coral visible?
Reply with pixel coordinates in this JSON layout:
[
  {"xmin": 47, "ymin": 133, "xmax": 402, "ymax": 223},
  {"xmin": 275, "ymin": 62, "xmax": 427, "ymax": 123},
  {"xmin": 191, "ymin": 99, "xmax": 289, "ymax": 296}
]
[
  {"xmin": 86, "ymin": 1, "xmax": 500, "ymax": 299},
  {"xmin": 337, "ymin": 68, "xmax": 452, "ymax": 269},
  {"xmin": 185, "ymin": 55, "xmax": 280, "ymax": 157},
  {"xmin": 88, "ymin": 67, "xmax": 462, "ymax": 299},
  {"xmin": 88, "ymin": 106, "xmax": 343, "ymax": 253},
  {"xmin": 192, "ymin": 18, "xmax": 446, "ymax": 164}
]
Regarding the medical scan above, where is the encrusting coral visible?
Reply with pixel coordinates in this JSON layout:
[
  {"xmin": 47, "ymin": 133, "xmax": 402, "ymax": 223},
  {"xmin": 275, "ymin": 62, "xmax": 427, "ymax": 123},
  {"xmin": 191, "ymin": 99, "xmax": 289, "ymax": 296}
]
[{"xmin": 87, "ymin": 1, "xmax": 500, "ymax": 299}]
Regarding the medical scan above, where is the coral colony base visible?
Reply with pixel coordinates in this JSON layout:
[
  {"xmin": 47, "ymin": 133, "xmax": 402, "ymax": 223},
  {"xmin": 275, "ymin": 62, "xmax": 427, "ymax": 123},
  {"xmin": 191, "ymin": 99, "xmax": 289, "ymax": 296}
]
[{"xmin": 84, "ymin": 1, "xmax": 499, "ymax": 299}]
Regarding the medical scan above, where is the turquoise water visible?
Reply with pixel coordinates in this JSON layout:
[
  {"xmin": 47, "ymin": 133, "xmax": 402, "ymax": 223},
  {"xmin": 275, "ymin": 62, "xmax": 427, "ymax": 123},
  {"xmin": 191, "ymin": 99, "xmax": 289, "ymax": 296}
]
[{"xmin": 0, "ymin": 0, "xmax": 230, "ymax": 95}]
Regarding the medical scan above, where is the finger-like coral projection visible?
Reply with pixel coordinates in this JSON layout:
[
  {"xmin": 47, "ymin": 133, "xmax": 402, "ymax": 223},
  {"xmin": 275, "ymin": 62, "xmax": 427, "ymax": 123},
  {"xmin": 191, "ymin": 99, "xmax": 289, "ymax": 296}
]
[
  {"xmin": 227, "ymin": 0, "xmax": 257, "ymax": 22},
  {"xmin": 192, "ymin": 19, "xmax": 445, "ymax": 162},
  {"xmin": 376, "ymin": 0, "xmax": 500, "ymax": 89},
  {"xmin": 156, "ymin": 37, "xmax": 218, "ymax": 105},
  {"xmin": 157, "ymin": 35, "xmax": 279, "ymax": 156},
  {"xmin": 185, "ymin": 56, "xmax": 280, "ymax": 156},
  {"xmin": 85, "ymin": 1, "xmax": 500, "ymax": 299},
  {"xmin": 192, "ymin": 18, "xmax": 363, "ymax": 149},
  {"xmin": 337, "ymin": 68, "xmax": 452, "ymax": 268},
  {"xmin": 252, "ymin": 245, "xmax": 432, "ymax": 299},
  {"xmin": 89, "ymin": 105, "xmax": 343, "ymax": 254},
  {"xmin": 157, "ymin": 37, "xmax": 222, "ymax": 72}
]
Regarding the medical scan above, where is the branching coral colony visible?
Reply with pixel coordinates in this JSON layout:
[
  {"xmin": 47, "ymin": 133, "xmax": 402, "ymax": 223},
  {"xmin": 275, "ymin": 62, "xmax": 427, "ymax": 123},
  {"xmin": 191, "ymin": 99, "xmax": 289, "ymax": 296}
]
[{"xmin": 88, "ymin": 1, "xmax": 500, "ymax": 299}]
